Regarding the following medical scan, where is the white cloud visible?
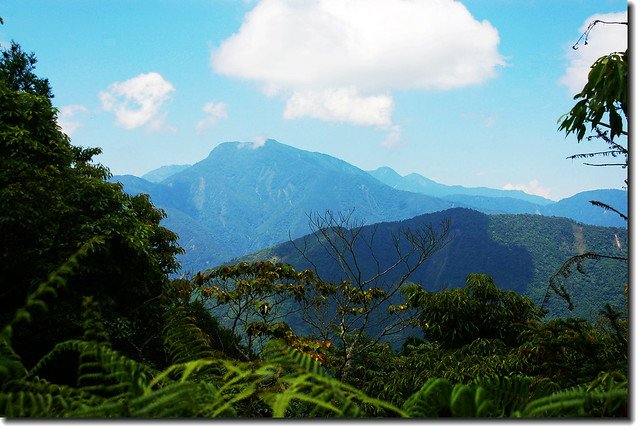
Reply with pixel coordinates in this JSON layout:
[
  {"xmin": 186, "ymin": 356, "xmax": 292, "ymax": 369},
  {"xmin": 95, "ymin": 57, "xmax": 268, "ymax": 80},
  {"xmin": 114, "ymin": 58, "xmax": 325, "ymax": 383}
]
[
  {"xmin": 251, "ymin": 135, "xmax": 267, "ymax": 148},
  {"xmin": 284, "ymin": 87, "xmax": 393, "ymax": 127},
  {"xmin": 57, "ymin": 104, "xmax": 88, "ymax": 137},
  {"xmin": 211, "ymin": 0, "xmax": 504, "ymax": 128},
  {"xmin": 381, "ymin": 125, "xmax": 402, "ymax": 149},
  {"xmin": 503, "ymin": 179, "xmax": 551, "ymax": 199},
  {"xmin": 196, "ymin": 101, "xmax": 228, "ymax": 133},
  {"xmin": 559, "ymin": 12, "xmax": 627, "ymax": 94},
  {"xmin": 100, "ymin": 72, "xmax": 175, "ymax": 131},
  {"xmin": 237, "ymin": 135, "xmax": 267, "ymax": 149}
]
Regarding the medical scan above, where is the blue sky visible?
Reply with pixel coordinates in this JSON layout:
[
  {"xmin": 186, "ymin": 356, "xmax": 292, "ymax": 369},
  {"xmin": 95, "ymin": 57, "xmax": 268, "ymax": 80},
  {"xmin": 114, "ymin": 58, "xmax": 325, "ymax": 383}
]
[{"xmin": 0, "ymin": 0, "xmax": 629, "ymax": 200}]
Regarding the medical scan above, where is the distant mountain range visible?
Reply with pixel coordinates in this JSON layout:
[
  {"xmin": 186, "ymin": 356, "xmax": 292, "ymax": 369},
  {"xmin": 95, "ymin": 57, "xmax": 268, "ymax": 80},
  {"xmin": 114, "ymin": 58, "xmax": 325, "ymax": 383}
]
[
  {"xmin": 368, "ymin": 166, "xmax": 553, "ymax": 205},
  {"xmin": 241, "ymin": 207, "xmax": 628, "ymax": 321},
  {"xmin": 369, "ymin": 166, "xmax": 627, "ymax": 227},
  {"xmin": 111, "ymin": 139, "xmax": 627, "ymax": 273}
]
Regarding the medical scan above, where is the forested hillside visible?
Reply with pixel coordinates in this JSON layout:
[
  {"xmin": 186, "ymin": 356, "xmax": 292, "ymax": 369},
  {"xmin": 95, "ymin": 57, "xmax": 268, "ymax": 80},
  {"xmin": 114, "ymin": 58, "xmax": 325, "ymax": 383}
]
[{"xmin": 241, "ymin": 208, "xmax": 627, "ymax": 321}]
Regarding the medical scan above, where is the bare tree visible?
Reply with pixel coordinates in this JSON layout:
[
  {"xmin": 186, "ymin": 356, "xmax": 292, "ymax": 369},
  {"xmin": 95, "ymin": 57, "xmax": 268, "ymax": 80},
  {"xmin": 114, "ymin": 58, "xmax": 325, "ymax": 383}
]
[{"xmin": 291, "ymin": 209, "xmax": 450, "ymax": 381}]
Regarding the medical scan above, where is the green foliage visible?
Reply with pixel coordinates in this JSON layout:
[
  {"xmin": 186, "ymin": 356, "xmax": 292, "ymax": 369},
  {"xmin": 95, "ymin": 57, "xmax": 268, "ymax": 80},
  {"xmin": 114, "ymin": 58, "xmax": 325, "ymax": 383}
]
[
  {"xmin": 401, "ymin": 376, "xmax": 544, "ymax": 418},
  {"xmin": 402, "ymin": 373, "xmax": 626, "ymax": 418},
  {"xmin": 0, "ymin": 294, "xmax": 403, "ymax": 418},
  {"xmin": 193, "ymin": 261, "xmax": 315, "ymax": 358},
  {"xmin": 0, "ymin": 42, "xmax": 183, "ymax": 367},
  {"xmin": 521, "ymin": 371, "xmax": 628, "ymax": 417},
  {"xmin": 0, "ymin": 41, "xmax": 53, "ymax": 98},
  {"xmin": 162, "ymin": 306, "xmax": 221, "ymax": 365},
  {"xmin": 516, "ymin": 316, "xmax": 627, "ymax": 387},
  {"xmin": 404, "ymin": 274, "xmax": 543, "ymax": 348},
  {"xmin": 559, "ymin": 51, "xmax": 627, "ymax": 143}
]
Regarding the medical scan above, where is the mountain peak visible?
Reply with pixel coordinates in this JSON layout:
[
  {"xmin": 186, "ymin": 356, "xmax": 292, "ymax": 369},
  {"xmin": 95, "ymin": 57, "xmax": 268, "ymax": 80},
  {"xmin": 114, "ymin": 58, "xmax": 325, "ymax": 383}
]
[{"xmin": 370, "ymin": 166, "xmax": 402, "ymax": 178}]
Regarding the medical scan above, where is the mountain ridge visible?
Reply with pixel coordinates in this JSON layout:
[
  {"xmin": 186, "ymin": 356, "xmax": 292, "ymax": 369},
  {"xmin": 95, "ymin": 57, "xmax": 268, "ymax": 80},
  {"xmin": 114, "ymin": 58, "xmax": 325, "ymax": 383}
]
[
  {"xmin": 113, "ymin": 139, "xmax": 627, "ymax": 273},
  {"xmin": 368, "ymin": 166, "xmax": 554, "ymax": 205},
  {"xmin": 238, "ymin": 207, "xmax": 628, "ymax": 321},
  {"xmin": 114, "ymin": 140, "xmax": 456, "ymax": 269}
]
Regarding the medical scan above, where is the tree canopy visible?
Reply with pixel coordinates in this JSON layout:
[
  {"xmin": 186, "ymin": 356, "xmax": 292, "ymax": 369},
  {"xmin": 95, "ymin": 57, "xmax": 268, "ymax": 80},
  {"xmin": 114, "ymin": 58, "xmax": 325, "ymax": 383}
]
[{"xmin": 0, "ymin": 42, "xmax": 182, "ymax": 366}]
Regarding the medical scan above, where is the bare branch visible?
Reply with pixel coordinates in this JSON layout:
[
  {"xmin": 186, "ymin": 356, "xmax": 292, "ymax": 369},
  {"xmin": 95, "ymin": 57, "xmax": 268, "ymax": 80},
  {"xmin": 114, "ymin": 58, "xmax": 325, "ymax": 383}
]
[
  {"xmin": 544, "ymin": 252, "xmax": 628, "ymax": 312},
  {"xmin": 572, "ymin": 20, "xmax": 628, "ymax": 50},
  {"xmin": 589, "ymin": 200, "xmax": 628, "ymax": 221}
]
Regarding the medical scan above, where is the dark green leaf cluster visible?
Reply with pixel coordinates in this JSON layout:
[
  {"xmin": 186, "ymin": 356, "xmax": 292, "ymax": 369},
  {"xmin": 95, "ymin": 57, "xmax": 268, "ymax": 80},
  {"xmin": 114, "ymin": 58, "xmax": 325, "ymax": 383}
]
[
  {"xmin": 0, "ymin": 42, "xmax": 182, "ymax": 368},
  {"xmin": 559, "ymin": 51, "xmax": 627, "ymax": 142},
  {"xmin": 0, "ymin": 42, "xmax": 53, "ymax": 98},
  {"xmin": 403, "ymin": 274, "xmax": 544, "ymax": 348}
]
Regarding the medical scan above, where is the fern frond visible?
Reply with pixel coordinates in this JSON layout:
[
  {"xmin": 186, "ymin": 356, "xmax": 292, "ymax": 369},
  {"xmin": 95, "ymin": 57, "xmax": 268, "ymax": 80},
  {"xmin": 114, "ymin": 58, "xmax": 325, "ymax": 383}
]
[
  {"xmin": 0, "ymin": 377, "xmax": 103, "ymax": 417},
  {"xmin": 163, "ymin": 306, "xmax": 219, "ymax": 365},
  {"xmin": 469, "ymin": 375, "xmax": 556, "ymax": 417},
  {"xmin": 0, "ymin": 338, "xmax": 27, "ymax": 385},
  {"xmin": 0, "ymin": 391, "xmax": 61, "ymax": 417},
  {"xmin": 28, "ymin": 339, "xmax": 151, "ymax": 404},
  {"xmin": 259, "ymin": 341, "xmax": 405, "ymax": 417},
  {"xmin": 403, "ymin": 378, "xmax": 453, "ymax": 417},
  {"xmin": 262, "ymin": 339, "xmax": 326, "ymax": 376},
  {"xmin": 131, "ymin": 381, "xmax": 222, "ymax": 418},
  {"xmin": 522, "ymin": 384, "xmax": 627, "ymax": 417},
  {"xmin": 80, "ymin": 296, "xmax": 110, "ymax": 346}
]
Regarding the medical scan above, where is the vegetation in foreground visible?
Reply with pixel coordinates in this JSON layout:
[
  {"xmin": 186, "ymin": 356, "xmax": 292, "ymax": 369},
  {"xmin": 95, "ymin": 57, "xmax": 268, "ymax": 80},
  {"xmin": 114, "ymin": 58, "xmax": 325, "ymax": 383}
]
[{"xmin": 0, "ymin": 23, "xmax": 628, "ymax": 418}]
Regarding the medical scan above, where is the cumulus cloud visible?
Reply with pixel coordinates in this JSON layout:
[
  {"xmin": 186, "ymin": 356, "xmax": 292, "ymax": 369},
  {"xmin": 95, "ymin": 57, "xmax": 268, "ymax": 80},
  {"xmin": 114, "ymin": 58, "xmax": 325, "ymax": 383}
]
[
  {"xmin": 559, "ymin": 11, "xmax": 627, "ymax": 94},
  {"xmin": 196, "ymin": 101, "xmax": 228, "ymax": 133},
  {"xmin": 284, "ymin": 88, "xmax": 393, "ymax": 127},
  {"xmin": 57, "ymin": 104, "xmax": 88, "ymax": 137},
  {"xmin": 100, "ymin": 72, "xmax": 175, "ymax": 131},
  {"xmin": 211, "ymin": 0, "xmax": 503, "ymax": 131},
  {"xmin": 503, "ymin": 179, "xmax": 551, "ymax": 199}
]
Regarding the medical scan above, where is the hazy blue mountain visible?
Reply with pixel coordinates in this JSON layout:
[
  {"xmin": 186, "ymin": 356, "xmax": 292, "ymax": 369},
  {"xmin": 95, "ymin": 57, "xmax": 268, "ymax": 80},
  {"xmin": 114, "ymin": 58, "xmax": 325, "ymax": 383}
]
[
  {"xmin": 240, "ymin": 207, "xmax": 628, "ymax": 321},
  {"xmin": 541, "ymin": 189, "xmax": 628, "ymax": 228},
  {"xmin": 369, "ymin": 166, "xmax": 554, "ymax": 205},
  {"xmin": 113, "ymin": 139, "xmax": 456, "ymax": 270},
  {"xmin": 368, "ymin": 166, "xmax": 627, "ymax": 227},
  {"xmin": 113, "ymin": 139, "xmax": 627, "ymax": 273},
  {"xmin": 141, "ymin": 164, "xmax": 191, "ymax": 183}
]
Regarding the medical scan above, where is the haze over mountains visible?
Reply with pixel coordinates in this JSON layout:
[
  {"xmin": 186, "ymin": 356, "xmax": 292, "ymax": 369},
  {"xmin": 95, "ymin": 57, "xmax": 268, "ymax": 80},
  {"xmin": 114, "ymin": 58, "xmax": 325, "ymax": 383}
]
[
  {"xmin": 368, "ymin": 167, "xmax": 627, "ymax": 227},
  {"xmin": 368, "ymin": 166, "xmax": 553, "ymax": 205},
  {"xmin": 112, "ymin": 139, "xmax": 627, "ymax": 273}
]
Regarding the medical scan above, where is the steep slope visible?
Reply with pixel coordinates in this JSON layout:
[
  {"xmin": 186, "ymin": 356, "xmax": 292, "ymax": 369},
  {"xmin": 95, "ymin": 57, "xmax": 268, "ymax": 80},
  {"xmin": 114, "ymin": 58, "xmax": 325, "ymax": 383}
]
[
  {"xmin": 114, "ymin": 139, "xmax": 455, "ymax": 270},
  {"xmin": 241, "ymin": 208, "xmax": 628, "ymax": 320}
]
